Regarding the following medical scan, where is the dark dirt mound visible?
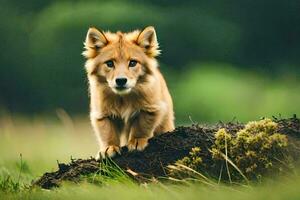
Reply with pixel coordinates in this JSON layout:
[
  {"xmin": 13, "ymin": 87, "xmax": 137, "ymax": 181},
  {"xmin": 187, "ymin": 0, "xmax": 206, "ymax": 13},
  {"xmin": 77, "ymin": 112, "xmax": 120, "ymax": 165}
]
[{"xmin": 34, "ymin": 116, "xmax": 300, "ymax": 189}]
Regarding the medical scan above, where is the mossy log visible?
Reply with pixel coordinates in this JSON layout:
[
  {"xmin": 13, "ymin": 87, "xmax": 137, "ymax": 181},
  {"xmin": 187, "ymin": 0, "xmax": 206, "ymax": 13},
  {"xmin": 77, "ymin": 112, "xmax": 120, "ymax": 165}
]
[{"xmin": 34, "ymin": 116, "xmax": 300, "ymax": 189}]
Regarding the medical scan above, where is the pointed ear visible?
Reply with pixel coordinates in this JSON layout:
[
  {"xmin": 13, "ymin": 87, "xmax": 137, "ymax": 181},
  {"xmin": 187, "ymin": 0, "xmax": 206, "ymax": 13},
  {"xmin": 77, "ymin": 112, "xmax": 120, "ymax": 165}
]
[
  {"xmin": 82, "ymin": 27, "xmax": 108, "ymax": 58},
  {"xmin": 137, "ymin": 26, "xmax": 160, "ymax": 57}
]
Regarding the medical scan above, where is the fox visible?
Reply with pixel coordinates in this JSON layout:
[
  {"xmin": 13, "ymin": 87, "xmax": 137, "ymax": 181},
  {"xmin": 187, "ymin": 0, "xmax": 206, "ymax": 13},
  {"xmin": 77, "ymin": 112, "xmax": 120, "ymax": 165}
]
[{"xmin": 82, "ymin": 26, "xmax": 175, "ymax": 158}]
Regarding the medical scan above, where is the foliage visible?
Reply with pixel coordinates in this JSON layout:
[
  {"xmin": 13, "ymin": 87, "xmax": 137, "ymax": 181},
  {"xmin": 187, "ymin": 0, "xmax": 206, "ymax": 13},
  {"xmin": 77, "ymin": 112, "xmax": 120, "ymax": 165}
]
[
  {"xmin": 172, "ymin": 119, "xmax": 293, "ymax": 182},
  {"xmin": 212, "ymin": 119, "xmax": 290, "ymax": 181},
  {"xmin": 175, "ymin": 147, "xmax": 203, "ymax": 170},
  {"xmin": 0, "ymin": 175, "xmax": 22, "ymax": 193},
  {"xmin": 0, "ymin": 155, "xmax": 30, "ymax": 193}
]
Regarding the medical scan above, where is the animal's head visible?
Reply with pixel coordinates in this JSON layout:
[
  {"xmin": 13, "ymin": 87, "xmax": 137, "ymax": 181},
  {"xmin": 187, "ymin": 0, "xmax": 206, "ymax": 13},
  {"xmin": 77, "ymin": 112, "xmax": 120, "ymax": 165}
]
[{"xmin": 83, "ymin": 26, "xmax": 160, "ymax": 95}]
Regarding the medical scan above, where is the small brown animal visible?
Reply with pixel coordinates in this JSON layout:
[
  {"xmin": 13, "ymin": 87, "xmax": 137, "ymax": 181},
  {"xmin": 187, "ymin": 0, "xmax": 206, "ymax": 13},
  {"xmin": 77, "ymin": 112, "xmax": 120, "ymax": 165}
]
[{"xmin": 82, "ymin": 26, "xmax": 175, "ymax": 158}]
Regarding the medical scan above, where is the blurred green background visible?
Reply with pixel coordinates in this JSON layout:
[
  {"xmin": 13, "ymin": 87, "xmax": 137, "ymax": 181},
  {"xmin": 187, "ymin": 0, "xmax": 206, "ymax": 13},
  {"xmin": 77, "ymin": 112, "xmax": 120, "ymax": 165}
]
[{"xmin": 1, "ymin": 0, "xmax": 300, "ymax": 123}]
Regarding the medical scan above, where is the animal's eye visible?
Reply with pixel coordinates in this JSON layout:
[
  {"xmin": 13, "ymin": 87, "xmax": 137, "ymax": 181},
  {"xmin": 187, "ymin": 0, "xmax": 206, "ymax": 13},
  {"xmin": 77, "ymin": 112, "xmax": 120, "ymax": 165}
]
[
  {"xmin": 105, "ymin": 60, "xmax": 114, "ymax": 68},
  {"xmin": 128, "ymin": 60, "xmax": 137, "ymax": 67}
]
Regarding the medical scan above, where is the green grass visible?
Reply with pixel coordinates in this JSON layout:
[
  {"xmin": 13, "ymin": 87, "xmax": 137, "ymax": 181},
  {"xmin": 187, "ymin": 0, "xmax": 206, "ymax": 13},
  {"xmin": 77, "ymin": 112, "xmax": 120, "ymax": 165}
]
[
  {"xmin": 2, "ymin": 176, "xmax": 300, "ymax": 200},
  {"xmin": 0, "ymin": 115, "xmax": 300, "ymax": 199}
]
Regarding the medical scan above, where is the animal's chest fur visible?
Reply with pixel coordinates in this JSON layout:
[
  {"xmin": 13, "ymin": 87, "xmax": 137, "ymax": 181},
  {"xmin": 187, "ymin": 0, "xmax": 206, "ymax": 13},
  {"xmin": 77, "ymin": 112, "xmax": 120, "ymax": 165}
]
[
  {"xmin": 110, "ymin": 104, "xmax": 139, "ymax": 122},
  {"xmin": 104, "ymin": 97, "xmax": 141, "ymax": 123}
]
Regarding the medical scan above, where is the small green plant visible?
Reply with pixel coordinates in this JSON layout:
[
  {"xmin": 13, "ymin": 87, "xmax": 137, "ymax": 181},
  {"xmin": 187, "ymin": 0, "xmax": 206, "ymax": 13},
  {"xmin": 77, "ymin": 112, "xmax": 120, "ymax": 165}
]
[
  {"xmin": 0, "ymin": 154, "xmax": 28, "ymax": 193},
  {"xmin": 171, "ymin": 118, "xmax": 292, "ymax": 182},
  {"xmin": 212, "ymin": 118, "xmax": 290, "ymax": 181},
  {"xmin": 0, "ymin": 175, "xmax": 21, "ymax": 193},
  {"xmin": 175, "ymin": 147, "xmax": 203, "ymax": 171},
  {"xmin": 168, "ymin": 147, "xmax": 215, "ymax": 186}
]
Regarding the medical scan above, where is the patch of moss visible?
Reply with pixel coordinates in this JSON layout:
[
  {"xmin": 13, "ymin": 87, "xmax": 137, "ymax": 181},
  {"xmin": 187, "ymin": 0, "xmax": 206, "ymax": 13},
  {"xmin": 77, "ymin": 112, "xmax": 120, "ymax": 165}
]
[
  {"xmin": 168, "ymin": 147, "xmax": 204, "ymax": 178},
  {"xmin": 176, "ymin": 147, "xmax": 203, "ymax": 169},
  {"xmin": 212, "ymin": 118, "xmax": 290, "ymax": 181},
  {"xmin": 171, "ymin": 118, "xmax": 293, "ymax": 182}
]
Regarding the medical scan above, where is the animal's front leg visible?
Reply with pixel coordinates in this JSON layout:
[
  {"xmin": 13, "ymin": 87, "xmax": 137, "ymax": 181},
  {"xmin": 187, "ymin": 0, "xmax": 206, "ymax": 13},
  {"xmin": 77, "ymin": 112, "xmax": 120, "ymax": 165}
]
[
  {"xmin": 91, "ymin": 117, "xmax": 120, "ymax": 158},
  {"xmin": 127, "ymin": 111, "xmax": 159, "ymax": 151}
]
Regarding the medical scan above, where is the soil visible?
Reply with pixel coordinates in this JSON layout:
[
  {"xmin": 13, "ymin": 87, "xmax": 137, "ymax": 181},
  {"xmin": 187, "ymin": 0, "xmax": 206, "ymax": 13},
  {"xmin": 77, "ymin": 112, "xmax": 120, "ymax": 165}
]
[{"xmin": 34, "ymin": 116, "xmax": 300, "ymax": 189}]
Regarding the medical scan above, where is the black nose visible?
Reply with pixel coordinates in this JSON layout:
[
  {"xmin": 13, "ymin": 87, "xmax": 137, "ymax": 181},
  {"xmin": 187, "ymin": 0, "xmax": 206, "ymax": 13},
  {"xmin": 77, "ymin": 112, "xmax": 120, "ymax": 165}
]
[{"xmin": 115, "ymin": 78, "xmax": 127, "ymax": 87}]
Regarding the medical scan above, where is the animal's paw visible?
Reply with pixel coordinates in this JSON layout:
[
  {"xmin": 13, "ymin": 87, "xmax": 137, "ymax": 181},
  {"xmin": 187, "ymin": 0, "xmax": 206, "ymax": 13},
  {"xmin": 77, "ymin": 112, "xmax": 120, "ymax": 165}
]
[
  {"xmin": 96, "ymin": 145, "xmax": 121, "ymax": 160},
  {"xmin": 127, "ymin": 137, "xmax": 149, "ymax": 151}
]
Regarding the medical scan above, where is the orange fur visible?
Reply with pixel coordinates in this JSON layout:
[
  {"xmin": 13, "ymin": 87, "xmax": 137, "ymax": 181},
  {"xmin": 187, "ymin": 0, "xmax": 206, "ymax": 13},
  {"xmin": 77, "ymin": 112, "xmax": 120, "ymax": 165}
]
[{"xmin": 83, "ymin": 26, "xmax": 174, "ymax": 158}]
